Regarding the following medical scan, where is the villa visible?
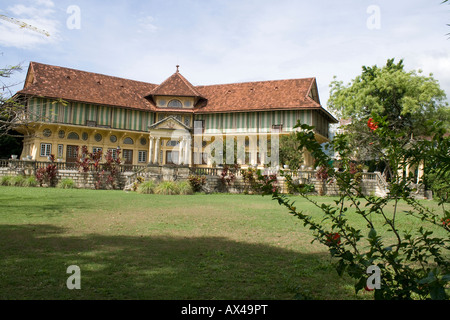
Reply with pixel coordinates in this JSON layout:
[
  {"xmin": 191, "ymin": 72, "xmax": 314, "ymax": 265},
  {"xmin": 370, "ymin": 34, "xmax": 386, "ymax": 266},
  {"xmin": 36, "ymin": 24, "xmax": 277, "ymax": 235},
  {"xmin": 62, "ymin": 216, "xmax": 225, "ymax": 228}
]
[{"xmin": 13, "ymin": 62, "xmax": 338, "ymax": 168}]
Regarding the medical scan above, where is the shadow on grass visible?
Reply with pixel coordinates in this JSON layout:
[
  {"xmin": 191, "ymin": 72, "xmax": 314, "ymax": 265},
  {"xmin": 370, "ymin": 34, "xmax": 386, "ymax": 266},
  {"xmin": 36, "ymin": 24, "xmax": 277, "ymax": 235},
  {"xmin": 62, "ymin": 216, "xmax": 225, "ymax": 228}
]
[
  {"xmin": 0, "ymin": 224, "xmax": 361, "ymax": 300},
  {"xmin": 0, "ymin": 191, "xmax": 92, "ymax": 218}
]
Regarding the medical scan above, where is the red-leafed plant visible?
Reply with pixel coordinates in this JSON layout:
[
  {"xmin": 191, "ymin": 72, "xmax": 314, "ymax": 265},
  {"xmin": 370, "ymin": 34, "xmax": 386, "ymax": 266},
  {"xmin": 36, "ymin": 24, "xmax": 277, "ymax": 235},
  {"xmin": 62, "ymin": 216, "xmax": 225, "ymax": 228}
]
[{"xmin": 36, "ymin": 154, "xmax": 58, "ymax": 187}]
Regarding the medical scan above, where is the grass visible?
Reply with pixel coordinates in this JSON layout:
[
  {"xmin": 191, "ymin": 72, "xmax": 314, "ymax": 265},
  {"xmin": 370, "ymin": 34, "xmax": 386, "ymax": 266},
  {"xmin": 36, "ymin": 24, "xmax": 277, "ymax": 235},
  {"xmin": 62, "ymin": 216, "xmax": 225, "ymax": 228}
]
[{"xmin": 0, "ymin": 186, "xmax": 446, "ymax": 300}]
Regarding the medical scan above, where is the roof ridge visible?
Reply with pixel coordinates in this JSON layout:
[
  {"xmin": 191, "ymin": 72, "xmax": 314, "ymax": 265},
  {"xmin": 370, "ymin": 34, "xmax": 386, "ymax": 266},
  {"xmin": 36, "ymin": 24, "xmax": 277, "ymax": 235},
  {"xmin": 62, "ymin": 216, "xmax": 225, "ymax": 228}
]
[
  {"xmin": 150, "ymin": 71, "xmax": 203, "ymax": 97},
  {"xmin": 195, "ymin": 77, "xmax": 315, "ymax": 88}
]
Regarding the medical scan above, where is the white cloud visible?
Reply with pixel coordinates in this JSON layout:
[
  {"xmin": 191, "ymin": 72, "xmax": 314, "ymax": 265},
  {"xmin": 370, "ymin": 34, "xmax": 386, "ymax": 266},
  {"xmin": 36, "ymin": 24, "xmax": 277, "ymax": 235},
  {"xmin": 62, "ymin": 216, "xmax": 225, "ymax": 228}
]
[{"xmin": 35, "ymin": 0, "xmax": 55, "ymax": 8}]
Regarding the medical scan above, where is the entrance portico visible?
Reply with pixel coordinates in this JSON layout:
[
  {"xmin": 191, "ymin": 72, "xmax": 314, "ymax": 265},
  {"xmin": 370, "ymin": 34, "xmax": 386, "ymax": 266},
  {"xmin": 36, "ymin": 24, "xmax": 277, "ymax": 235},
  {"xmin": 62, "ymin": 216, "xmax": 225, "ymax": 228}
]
[{"xmin": 148, "ymin": 116, "xmax": 192, "ymax": 166}]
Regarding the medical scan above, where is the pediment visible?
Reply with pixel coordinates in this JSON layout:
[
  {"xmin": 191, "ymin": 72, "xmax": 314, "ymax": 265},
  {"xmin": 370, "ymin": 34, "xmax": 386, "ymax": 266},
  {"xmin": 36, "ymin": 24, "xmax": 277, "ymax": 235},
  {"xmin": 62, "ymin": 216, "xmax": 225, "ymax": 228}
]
[{"xmin": 148, "ymin": 116, "xmax": 191, "ymax": 131}]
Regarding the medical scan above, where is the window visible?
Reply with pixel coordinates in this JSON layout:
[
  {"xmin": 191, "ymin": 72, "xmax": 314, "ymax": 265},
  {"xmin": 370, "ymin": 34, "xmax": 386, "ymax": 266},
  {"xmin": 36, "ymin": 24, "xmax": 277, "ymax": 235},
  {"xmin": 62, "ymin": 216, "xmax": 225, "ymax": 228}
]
[
  {"xmin": 93, "ymin": 147, "xmax": 103, "ymax": 156},
  {"xmin": 108, "ymin": 148, "xmax": 118, "ymax": 160},
  {"xmin": 272, "ymin": 124, "xmax": 283, "ymax": 133},
  {"xmin": 110, "ymin": 135, "xmax": 117, "ymax": 143},
  {"xmin": 168, "ymin": 99, "xmax": 183, "ymax": 108},
  {"xmin": 140, "ymin": 138, "xmax": 147, "ymax": 146},
  {"xmin": 82, "ymin": 132, "xmax": 89, "ymax": 141},
  {"xmin": 58, "ymin": 130, "xmax": 65, "ymax": 139},
  {"xmin": 124, "ymin": 137, "xmax": 134, "ymax": 145},
  {"xmin": 94, "ymin": 133, "xmax": 102, "ymax": 142},
  {"xmin": 138, "ymin": 151, "xmax": 147, "ymax": 163},
  {"xmin": 166, "ymin": 140, "xmax": 180, "ymax": 147},
  {"xmin": 184, "ymin": 117, "xmax": 191, "ymax": 127},
  {"xmin": 40, "ymin": 143, "xmax": 52, "ymax": 157},
  {"xmin": 57, "ymin": 145, "xmax": 64, "ymax": 158},
  {"xmin": 43, "ymin": 129, "xmax": 52, "ymax": 137},
  {"xmin": 67, "ymin": 132, "xmax": 80, "ymax": 140}
]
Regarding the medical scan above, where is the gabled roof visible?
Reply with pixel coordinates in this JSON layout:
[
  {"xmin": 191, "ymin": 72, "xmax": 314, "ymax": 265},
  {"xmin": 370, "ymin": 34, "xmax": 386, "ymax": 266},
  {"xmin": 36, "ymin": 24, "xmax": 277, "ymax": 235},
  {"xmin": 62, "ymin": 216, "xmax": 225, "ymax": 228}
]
[
  {"xmin": 149, "ymin": 67, "xmax": 204, "ymax": 98},
  {"xmin": 195, "ymin": 78, "xmax": 320, "ymax": 113},
  {"xmin": 148, "ymin": 115, "xmax": 191, "ymax": 131},
  {"xmin": 18, "ymin": 62, "xmax": 158, "ymax": 111},
  {"xmin": 16, "ymin": 62, "xmax": 338, "ymax": 123}
]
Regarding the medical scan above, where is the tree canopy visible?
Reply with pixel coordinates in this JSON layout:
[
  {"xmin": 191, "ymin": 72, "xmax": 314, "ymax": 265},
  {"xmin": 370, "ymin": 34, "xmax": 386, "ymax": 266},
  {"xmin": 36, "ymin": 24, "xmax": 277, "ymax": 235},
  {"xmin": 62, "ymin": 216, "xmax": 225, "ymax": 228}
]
[{"xmin": 328, "ymin": 58, "xmax": 449, "ymax": 136}]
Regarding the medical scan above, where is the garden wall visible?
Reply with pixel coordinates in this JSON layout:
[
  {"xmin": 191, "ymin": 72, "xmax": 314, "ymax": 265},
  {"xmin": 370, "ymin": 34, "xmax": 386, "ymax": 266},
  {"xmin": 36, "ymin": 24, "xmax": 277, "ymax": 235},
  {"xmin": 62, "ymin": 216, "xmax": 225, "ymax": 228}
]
[{"xmin": 1, "ymin": 161, "xmax": 427, "ymax": 199}]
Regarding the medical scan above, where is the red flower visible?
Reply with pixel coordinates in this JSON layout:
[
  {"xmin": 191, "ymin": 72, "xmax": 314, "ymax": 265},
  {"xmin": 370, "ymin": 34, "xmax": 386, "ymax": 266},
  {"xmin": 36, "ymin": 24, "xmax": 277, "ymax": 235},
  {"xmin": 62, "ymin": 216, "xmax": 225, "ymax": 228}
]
[
  {"xmin": 365, "ymin": 285, "xmax": 375, "ymax": 292},
  {"xmin": 325, "ymin": 233, "xmax": 341, "ymax": 246},
  {"xmin": 367, "ymin": 118, "xmax": 379, "ymax": 131}
]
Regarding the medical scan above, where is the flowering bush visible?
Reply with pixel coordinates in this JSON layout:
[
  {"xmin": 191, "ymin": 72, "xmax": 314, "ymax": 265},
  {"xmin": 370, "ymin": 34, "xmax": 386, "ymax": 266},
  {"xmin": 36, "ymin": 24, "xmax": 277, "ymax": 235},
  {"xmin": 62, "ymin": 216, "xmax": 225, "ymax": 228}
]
[
  {"xmin": 367, "ymin": 118, "xmax": 379, "ymax": 131},
  {"xmin": 35, "ymin": 154, "xmax": 58, "ymax": 187},
  {"xmin": 75, "ymin": 146, "xmax": 121, "ymax": 189},
  {"xmin": 188, "ymin": 175, "xmax": 207, "ymax": 192},
  {"xmin": 220, "ymin": 164, "xmax": 239, "ymax": 187},
  {"xmin": 261, "ymin": 117, "xmax": 450, "ymax": 300}
]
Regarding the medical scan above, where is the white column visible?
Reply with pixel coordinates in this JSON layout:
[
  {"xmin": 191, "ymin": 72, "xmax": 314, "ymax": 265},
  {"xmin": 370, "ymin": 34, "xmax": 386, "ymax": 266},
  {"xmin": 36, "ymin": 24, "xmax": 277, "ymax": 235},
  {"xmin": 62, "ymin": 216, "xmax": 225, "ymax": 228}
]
[
  {"xmin": 179, "ymin": 139, "xmax": 185, "ymax": 165},
  {"xmin": 184, "ymin": 137, "xmax": 191, "ymax": 165},
  {"xmin": 250, "ymin": 136, "xmax": 258, "ymax": 166},
  {"xmin": 154, "ymin": 137, "xmax": 160, "ymax": 164},
  {"xmin": 148, "ymin": 137, "xmax": 154, "ymax": 164}
]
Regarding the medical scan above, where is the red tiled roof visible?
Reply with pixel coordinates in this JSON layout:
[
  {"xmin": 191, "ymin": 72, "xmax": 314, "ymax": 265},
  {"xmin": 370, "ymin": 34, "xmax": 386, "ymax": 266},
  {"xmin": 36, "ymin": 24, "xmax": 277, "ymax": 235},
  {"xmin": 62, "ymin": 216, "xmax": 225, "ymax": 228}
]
[
  {"xmin": 18, "ymin": 62, "xmax": 158, "ymax": 111},
  {"xmin": 149, "ymin": 69, "xmax": 204, "ymax": 98},
  {"xmin": 17, "ymin": 62, "xmax": 337, "ymax": 122},
  {"xmin": 195, "ymin": 78, "xmax": 320, "ymax": 113}
]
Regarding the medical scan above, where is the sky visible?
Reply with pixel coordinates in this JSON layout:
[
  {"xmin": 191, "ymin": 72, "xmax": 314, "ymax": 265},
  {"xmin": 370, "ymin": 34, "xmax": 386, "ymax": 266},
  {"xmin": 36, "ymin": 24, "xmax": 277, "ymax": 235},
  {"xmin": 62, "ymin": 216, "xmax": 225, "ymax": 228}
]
[{"xmin": 0, "ymin": 0, "xmax": 449, "ymax": 116}]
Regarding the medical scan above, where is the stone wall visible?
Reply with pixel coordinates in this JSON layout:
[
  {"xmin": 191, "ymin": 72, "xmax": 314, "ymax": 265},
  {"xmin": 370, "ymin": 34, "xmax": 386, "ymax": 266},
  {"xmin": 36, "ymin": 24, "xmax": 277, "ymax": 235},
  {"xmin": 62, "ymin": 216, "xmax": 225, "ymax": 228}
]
[{"xmin": 1, "ymin": 162, "xmax": 427, "ymax": 199}]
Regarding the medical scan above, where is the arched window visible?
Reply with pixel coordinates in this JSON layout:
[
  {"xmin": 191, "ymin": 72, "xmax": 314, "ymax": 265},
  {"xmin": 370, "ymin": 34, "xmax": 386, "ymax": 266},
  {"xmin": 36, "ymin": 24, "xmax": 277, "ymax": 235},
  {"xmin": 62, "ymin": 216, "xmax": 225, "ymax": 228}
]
[
  {"xmin": 166, "ymin": 140, "xmax": 180, "ymax": 147},
  {"xmin": 168, "ymin": 99, "xmax": 183, "ymax": 108},
  {"xmin": 124, "ymin": 137, "xmax": 134, "ymax": 145},
  {"xmin": 67, "ymin": 132, "xmax": 80, "ymax": 140}
]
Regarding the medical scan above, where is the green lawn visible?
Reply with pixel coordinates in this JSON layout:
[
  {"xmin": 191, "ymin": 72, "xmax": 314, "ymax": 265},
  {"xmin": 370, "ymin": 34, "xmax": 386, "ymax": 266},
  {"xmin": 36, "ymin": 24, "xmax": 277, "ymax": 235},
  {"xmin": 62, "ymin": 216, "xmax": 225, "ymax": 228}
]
[{"xmin": 0, "ymin": 186, "xmax": 444, "ymax": 300}]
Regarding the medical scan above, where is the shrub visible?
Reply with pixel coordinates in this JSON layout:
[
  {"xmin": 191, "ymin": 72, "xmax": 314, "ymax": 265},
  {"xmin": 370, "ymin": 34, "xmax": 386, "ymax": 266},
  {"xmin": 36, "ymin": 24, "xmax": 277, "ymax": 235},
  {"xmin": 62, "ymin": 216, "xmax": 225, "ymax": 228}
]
[
  {"xmin": 57, "ymin": 178, "xmax": 76, "ymax": 189},
  {"xmin": 137, "ymin": 180, "xmax": 156, "ymax": 194},
  {"xmin": 155, "ymin": 181, "xmax": 180, "ymax": 195},
  {"xmin": 11, "ymin": 175, "xmax": 25, "ymax": 187},
  {"xmin": 35, "ymin": 155, "xmax": 58, "ymax": 187},
  {"xmin": 23, "ymin": 176, "xmax": 38, "ymax": 188},
  {"xmin": 0, "ymin": 176, "xmax": 13, "ymax": 186},
  {"xmin": 177, "ymin": 181, "xmax": 194, "ymax": 195},
  {"xmin": 188, "ymin": 175, "xmax": 206, "ymax": 192},
  {"xmin": 263, "ymin": 120, "xmax": 450, "ymax": 300}
]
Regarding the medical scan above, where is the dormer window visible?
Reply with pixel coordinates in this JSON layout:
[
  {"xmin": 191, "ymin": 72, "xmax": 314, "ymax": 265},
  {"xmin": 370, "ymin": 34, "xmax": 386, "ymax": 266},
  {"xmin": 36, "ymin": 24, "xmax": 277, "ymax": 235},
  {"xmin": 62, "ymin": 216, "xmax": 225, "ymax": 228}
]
[{"xmin": 168, "ymin": 99, "xmax": 183, "ymax": 108}]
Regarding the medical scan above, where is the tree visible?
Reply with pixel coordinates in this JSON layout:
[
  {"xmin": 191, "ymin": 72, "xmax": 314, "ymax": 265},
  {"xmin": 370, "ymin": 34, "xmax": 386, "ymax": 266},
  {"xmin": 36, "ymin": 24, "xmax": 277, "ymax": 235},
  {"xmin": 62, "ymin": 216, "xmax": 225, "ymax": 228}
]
[
  {"xmin": 0, "ymin": 63, "xmax": 26, "ymax": 158},
  {"xmin": 329, "ymin": 58, "xmax": 449, "ymax": 136},
  {"xmin": 328, "ymin": 58, "xmax": 449, "ymax": 180},
  {"xmin": 279, "ymin": 132, "xmax": 304, "ymax": 170}
]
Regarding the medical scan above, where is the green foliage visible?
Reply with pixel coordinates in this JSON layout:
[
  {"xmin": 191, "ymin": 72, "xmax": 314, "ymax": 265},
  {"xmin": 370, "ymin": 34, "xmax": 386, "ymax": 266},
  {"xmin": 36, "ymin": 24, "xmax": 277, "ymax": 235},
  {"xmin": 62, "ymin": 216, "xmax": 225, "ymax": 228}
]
[
  {"xmin": 261, "ymin": 120, "xmax": 450, "ymax": 300},
  {"xmin": 1, "ymin": 175, "xmax": 13, "ymax": 186},
  {"xmin": 137, "ymin": 180, "xmax": 156, "ymax": 194},
  {"xmin": 22, "ymin": 176, "xmax": 38, "ymax": 188},
  {"xmin": 10, "ymin": 175, "xmax": 25, "ymax": 187},
  {"xmin": 329, "ymin": 58, "xmax": 449, "ymax": 136},
  {"xmin": 155, "ymin": 181, "xmax": 180, "ymax": 195},
  {"xmin": 177, "ymin": 181, "xmax": 194, "ymax": 195},
  {"xmin": 279, "ymin": 133, "xmax": 304, "ymax": 170},
  {"xmin": 57, "ymin": 178, "xmax": 76, "ymax": 189}
]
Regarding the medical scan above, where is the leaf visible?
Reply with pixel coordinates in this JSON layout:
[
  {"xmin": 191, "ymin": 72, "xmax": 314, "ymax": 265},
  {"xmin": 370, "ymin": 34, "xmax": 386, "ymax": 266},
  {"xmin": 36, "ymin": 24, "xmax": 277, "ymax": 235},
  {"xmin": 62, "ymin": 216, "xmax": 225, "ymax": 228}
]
[
  {"xmin": 368, "ymin": 228, "xmax": 377, "ymax": 239},
  {"xmin": 430, "ymin": 285, "xmax": 447, "ymax": 300}
]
